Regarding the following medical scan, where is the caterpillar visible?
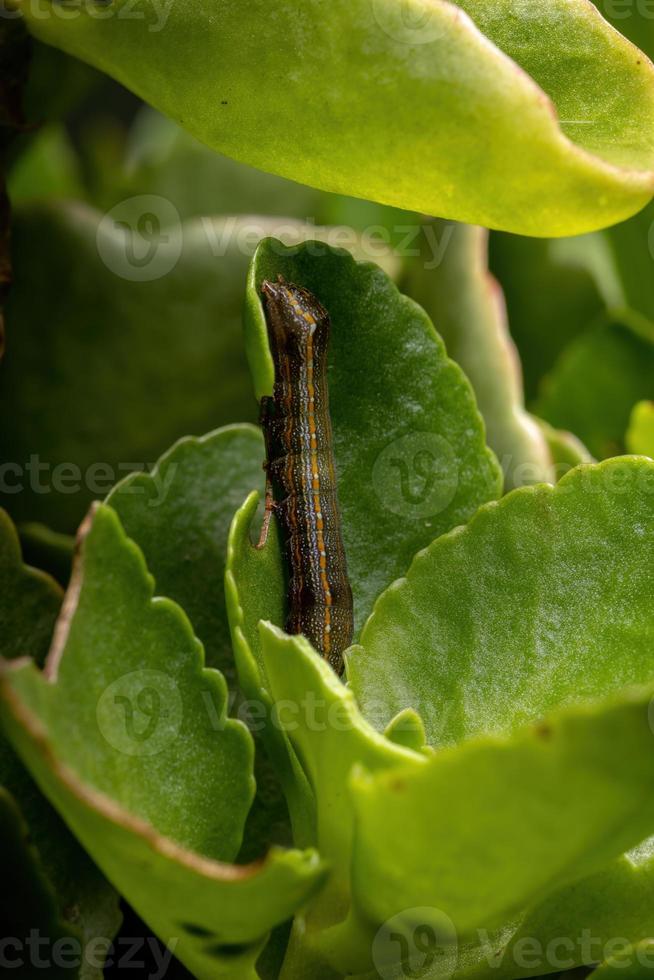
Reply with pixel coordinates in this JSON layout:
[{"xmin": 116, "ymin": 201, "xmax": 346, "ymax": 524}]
[{"xmin": 258, "ymin": 276, "xmax": 353, "ymax": 676}]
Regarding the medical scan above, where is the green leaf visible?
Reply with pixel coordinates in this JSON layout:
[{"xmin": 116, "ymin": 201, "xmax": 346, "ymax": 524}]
[
  {"xmin": 227, "ymin": 491, "xmax": 286, "ymax": 694},
  {"xmin": 259, "ymin": 625, "xmax": 422, "ymax": 935},
  {"xmin": 106, "ymin": 425, "xmax": 304, "ymax": 864},
  {"xmin": 257, "ymin": 620, "xmax": 654, "ymax": 980},
  {"xmin": 0, "ymin": 509, "xmax": 121, "ymax": 978},
  {"xmin": 488, "ymin": 0, "xmax": 654, "ymax": 403},
  {"xmin": 345, "ymin": 688, "xmax": 654, "ymax": 973},
  {"xmin": 383, "ymin": 708, "xmax": 428, "ymax": 754},
  {"xmin": 627, "ymin": 400, "xmax": 654, "ymax": 457},
  {"xmin": 490, "ymin": 221, "xmax": 654, "ymax": 458},
  {"xmin": 244, "ymin": 238, "xmax": 501, "ymax": 632},
  {"xmin": 225, "ymin": 490, "xmax": 316, "ymax": 853},
  {"xmin": 471, "ymin": 850, "xmax": 654, "ymax": 979},
  {"xmin": 536, "ymin": 320, "xmax": 654, "ymax": 459},
  {"xmin": 0, "ymin": 505, "xmax": 326, "ymax": 979},
  {"xmin": 16, "ymin": 0, "xmax": 654, "ymax": 235},
  {"xmin": 5, "ymin": 503, "xmax": 253, "ymax": 854},
  {"xmin": 402, "ymin": 220, "xmax": 553, "ymax": 489},
  {"xmin": 345, "ymin": 849, "xmax": 654, "ymax": 978},
  {"xmin": 107, "ymin": 426, "xmax": 263, "ymax": 680},
  {"xmin": 349, "ymin": 457, "xmax": 654, "ymax": 747}
]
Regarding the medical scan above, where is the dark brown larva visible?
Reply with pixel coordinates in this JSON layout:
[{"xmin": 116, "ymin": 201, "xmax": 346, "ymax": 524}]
[{"xmin": 259, "ymin": 276, "xmax": 353, "ymax": 675}]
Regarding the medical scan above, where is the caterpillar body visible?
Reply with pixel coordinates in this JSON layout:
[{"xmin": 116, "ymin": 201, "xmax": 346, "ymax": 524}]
[{"xmin": 259, "ymin": 276, "xmax": 353, "ymax": 675}]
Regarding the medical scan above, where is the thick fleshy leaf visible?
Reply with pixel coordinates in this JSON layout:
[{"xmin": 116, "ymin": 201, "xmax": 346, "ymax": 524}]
[
  {"xmin": 14, "ymin": 0, "xmax": 654, "ymax": 235},
  {"xmin": 536, "ymin": 320, "xmax": 654, "ymax": 459},
  {"xmin": 344, "ymin": 688, "xmax": 654, "ymax": 974},
  {"xmin": 106, "ymin": 425, "xmax": 305, "ymax": 863},
  {"xmin": 0, "ymin": 505, "xmax": 326, "ymax": 979},
  {"xmin": 341, "ymin": 453, "xmax": 654, "ymax": 976},
  {"xmin": 402, "ymin": 220, "xmax": 553, "ymax": 489},
  {"xmin": 243, "ymin": 238, "xmax": 501, "ymax": 633},
  {"xmin": 627, "ymin": 401, "xmax": 654, "ymax": 457},
  {"xmin": 0, "ymin": 200, "xmax": 398, "ymax": 533},
  {"xmin": 259, "ymin": 624, "xmax": 423, "ymax": 962},
  {"xmin": 343, "ymin": 850, "xmax": 654, "ymax": 978},
  {"xmin": 349, "ymin": 457, "xmax": 654, "ymax": 746},
  {"xmin": 0, "ymin": 509, "xmax": 121, "ymax": 978},
  {"xmin": 464, "ymin": 851, "xmax": 654, "ymax": 979},
  {"xmin": 3, "ymin": 504, "xmax": 254, "ymax": 854},
  {"xmin": 107, "ymin": 426, "xmax": 263, "ymax": 680},
  {"xmin": 258, "ymin": 622, "xmax": 654, "ymax": 980},
  {"xmin": 225, "ymin": 491, "xmax": 316, "ymax": 853}
]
